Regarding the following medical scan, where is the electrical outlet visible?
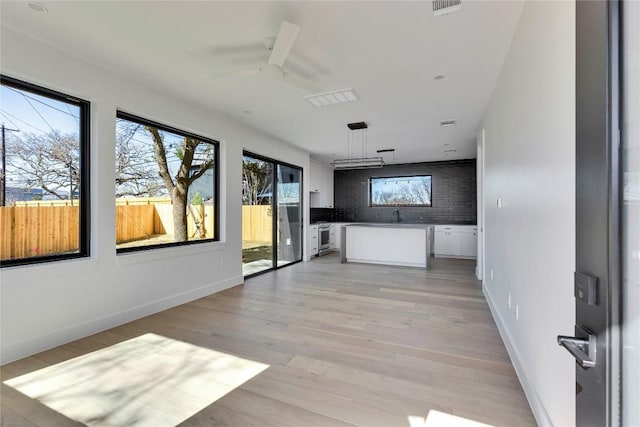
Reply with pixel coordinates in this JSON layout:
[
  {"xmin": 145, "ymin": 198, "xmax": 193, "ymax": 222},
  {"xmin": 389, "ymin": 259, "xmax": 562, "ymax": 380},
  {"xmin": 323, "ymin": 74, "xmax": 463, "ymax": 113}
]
[
  {"xmin": 515, "ymin": 304, "xmax": 519, "ymax": 320},
  {"xmin": 490, "ymin": 269, "xmax": 494, "ymax": 280},
  {"xmin": 286, "ymin": 238, "xmax": 291, "ymax": 245}
]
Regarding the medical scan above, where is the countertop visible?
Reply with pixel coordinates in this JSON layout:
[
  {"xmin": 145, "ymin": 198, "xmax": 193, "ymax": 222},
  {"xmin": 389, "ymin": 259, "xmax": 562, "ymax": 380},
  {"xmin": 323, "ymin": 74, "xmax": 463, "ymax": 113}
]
[
  {"xmin": 310, "ymin": 221, "xmax": 476, "ymax": 226},
  {"xmin": 341, "ymin": 223, "xmax": 432, "ymax": 229}
]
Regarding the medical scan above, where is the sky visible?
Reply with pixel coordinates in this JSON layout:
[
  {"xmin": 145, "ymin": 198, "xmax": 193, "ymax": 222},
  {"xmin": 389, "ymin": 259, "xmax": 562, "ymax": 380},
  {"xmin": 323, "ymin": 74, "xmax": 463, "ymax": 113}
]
[{"xmin": 0, "ymin": 85, "xmax": 80, "ymax": 136}]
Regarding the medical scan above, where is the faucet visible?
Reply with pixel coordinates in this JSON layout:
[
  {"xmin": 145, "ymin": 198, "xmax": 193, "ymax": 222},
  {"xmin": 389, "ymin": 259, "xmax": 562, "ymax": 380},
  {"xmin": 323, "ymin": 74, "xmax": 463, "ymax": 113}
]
[{"xmin": 392, "ymin": 209, "xmax": 400, "ymax": 223}]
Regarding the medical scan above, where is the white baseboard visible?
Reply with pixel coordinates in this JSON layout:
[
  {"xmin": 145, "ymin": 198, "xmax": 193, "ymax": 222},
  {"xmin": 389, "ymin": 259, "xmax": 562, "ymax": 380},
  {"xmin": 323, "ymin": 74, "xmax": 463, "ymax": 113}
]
[
  {"xmin": 483, "ymin": 283, "xmax": 554, "ymax": 427},
  {"xmin": 1, "ymin": 276, "xmax": 242, "ymax": 364}
]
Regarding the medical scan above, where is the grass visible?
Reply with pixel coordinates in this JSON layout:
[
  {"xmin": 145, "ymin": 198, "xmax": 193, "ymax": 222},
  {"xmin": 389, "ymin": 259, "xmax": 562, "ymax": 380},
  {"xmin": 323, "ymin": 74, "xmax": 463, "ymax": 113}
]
[{"xmin": 242, "ymin": 245, "xmax": 273, "ymax": 264}]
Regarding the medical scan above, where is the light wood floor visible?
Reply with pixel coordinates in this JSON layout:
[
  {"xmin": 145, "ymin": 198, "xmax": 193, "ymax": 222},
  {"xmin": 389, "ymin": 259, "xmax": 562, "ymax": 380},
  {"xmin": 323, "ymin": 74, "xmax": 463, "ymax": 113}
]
[{"xmin": 1, "ymin": 254, "xmax": 536, "ymax": 427}]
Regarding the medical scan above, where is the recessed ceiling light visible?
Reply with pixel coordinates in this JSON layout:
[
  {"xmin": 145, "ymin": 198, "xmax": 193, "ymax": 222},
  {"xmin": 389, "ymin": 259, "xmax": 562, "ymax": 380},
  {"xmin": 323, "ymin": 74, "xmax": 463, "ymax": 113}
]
[
  {"xmin": 440, "ymin": 119, "xmax": 457, "ymax": 127},
  {"xmin": 28, "ymin": 2, "xmax": 48, "ymax": 12},
  {"xmin": 305, "ymin": 88, "xmax": 358, "ymax": 108},
  {"xmin": 444, "ymin": 149, "xmax": 457, "ymax": 154},
  {"xmin": 434, "ymin": 75, "xmax": 446, "ymax": 80}
]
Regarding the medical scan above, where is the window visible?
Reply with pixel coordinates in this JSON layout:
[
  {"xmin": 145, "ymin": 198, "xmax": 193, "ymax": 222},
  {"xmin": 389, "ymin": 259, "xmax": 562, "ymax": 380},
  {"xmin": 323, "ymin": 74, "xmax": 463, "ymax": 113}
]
[
  {"xmin": 369, "ymin": 175, "xmax": 432, "ymax": 207},
  {"xmin": 0, "ymin": 76, "xmax": 90, "ymax": 266},
  {"xmin": 115, "ymin": 112, "xmax": 218, "ymax": 252}
]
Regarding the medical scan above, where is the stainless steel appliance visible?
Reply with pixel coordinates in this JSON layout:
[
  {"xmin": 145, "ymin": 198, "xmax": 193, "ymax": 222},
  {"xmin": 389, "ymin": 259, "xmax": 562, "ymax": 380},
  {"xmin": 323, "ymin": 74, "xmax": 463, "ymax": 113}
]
[{"xmin": 318, "ymin": 223, "xmax": 332, "ymax": 256}]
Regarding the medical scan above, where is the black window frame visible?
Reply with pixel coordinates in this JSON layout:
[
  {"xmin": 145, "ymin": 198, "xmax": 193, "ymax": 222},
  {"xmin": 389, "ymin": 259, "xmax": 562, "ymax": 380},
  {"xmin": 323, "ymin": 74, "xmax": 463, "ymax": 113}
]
[
  {"xmin": 115, "ymin": 111, "xmax": 220, "ymax": 254},
  {"xmin": 0, "ymin": 75, "xmax": 91, "ymax": 268},
  {"xmin": 369, "ymin": 174, "xmax": 433, "ymax": 207},
  {"xmin": 242, "ymin": 150, "xmax": 304, "ymax": 279}
]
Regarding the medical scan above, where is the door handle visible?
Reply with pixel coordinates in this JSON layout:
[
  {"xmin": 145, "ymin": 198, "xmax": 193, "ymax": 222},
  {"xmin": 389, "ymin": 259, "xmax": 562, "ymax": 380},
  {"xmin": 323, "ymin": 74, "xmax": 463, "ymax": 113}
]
[{"xmin": 557, "ymin": 328, "xmax": 597, "ymax": 368}]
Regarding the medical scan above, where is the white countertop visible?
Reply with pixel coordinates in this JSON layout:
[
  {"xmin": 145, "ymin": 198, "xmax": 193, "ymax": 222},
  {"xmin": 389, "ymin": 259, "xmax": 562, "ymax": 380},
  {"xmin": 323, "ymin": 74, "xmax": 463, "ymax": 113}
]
[{"xmin": 341, "ymin": 223, "xmax": 432, "ymax": 229}]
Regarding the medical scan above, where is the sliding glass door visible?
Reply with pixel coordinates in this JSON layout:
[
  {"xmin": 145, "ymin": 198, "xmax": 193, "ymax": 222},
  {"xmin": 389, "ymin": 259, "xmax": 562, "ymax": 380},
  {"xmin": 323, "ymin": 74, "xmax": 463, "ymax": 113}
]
[
  {"xmin": 242, "ymin": 152, "xmax": 302, "ymax": 277},
  {"xmin": 242, "ymin": 154, "xmax": 274, "ymax": 276},
  {"xmin": 276, "ymin": 164, "xmax": 302, "ymax": 267}
]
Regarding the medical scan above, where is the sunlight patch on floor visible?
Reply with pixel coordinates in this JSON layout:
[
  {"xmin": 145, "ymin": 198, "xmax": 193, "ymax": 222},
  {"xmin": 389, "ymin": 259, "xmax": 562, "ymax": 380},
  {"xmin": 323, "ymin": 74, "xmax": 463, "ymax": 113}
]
[
  {"xmin": 4, "ymin": 333, "xmax": 269, "ymax": 426},
  {"xmin": 409, "ymin": 410, "xmax": 495, "ymax": 427}
]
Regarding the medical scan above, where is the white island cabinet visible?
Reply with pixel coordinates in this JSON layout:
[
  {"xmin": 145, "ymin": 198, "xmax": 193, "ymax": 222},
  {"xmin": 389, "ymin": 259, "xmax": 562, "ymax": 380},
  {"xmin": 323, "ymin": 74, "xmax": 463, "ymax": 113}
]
[
  {"xmin": 434, "ymin": 225, "xmax": 477, "ymax": 259},
  {"xmin": 341, "ymin": 223, "xmax": 433, "ymax": 268}
]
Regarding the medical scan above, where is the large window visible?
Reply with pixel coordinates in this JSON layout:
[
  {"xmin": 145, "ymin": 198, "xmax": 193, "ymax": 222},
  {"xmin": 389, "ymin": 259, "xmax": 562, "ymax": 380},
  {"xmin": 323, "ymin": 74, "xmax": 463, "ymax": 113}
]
[
  {"xmin": 369, "ymin": 175, "xmax": 432, "ymax": 207},
  {"xmin": 0, "ymin": 76, "xmax": 90, "ymax": 266},
  {"xmin": 115, "ymin": 112, "xmax": 218, "ymax": 252}
]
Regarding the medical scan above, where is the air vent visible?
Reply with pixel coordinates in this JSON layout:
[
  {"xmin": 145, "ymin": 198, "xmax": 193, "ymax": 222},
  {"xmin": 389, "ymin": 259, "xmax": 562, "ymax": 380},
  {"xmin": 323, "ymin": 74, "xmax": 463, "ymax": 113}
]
[
  {"xmin": 432, "ymin": 0, "xmax": 462, "ymax": 16},
  {"xmin": 440, "ymin": 119, "xmax": 457, "ymax": 127},
  {"xmin": 305, "ymin": 88, "xmax": 358, "ymax": 107}
]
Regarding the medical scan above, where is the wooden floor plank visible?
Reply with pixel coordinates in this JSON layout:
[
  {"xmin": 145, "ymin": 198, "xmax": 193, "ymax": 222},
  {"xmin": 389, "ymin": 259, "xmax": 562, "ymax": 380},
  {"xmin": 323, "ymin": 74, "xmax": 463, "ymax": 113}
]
[{"xmin": 1, "ymin": 255, "xmax": 536, "ymax": 427}]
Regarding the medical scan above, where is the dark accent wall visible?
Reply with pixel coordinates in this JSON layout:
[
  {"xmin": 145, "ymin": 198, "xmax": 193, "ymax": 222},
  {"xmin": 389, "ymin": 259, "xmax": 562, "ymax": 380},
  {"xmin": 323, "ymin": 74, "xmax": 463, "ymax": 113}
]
[
  {"xmin": 310, "ymin": 207, "xmax": 335, "ymax": 223},
  {"xmin": 334, "ymin": 159, "xmax": 477, "ymax": 224}
]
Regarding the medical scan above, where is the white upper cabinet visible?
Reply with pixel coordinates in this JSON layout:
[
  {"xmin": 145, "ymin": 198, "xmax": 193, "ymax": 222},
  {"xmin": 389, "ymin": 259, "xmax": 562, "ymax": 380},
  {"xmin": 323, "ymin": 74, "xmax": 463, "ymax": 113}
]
[
  {"xmin": 309, "ymin": 159, "xmax": 334, "ymax": 208},
  {"xmin": 309, "ymin": 159, "xmax": 321, "ymax": 192}
]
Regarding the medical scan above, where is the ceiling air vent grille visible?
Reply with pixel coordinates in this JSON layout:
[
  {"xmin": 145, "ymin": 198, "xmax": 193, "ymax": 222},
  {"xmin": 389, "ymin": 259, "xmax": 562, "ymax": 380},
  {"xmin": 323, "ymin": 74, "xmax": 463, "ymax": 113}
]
[{"xmin": 432, "ymin": 0, "xmax": 462, "ymax": 16}]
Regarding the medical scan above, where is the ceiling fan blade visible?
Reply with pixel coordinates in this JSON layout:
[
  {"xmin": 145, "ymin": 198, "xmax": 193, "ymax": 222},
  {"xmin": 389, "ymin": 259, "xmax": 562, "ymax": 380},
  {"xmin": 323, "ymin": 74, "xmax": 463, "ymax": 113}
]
[
  {"xmin": 283, "ymin": 70, "xmax": 320, "ymax": 94},
  {"xmin": 205, "ymin": 68, "xmax": 260, "ymax": 79},
  {"xmin": 267, "ymin": 21, "xmax": 300, "ymax": 67}
]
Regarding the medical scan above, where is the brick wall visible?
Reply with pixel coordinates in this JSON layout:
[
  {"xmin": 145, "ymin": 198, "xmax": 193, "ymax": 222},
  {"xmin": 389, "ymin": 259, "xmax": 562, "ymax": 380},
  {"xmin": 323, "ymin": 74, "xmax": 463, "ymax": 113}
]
[{"xmin": 333, "ymin": 159, "xmax": 477, "ymax": 224}]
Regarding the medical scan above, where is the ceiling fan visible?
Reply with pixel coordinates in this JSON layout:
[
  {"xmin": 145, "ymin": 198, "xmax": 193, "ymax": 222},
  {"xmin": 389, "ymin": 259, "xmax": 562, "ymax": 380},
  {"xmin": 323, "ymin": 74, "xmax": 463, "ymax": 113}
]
[{"xmin": 208, "ymin": 21, "xmax": 320, "ymax": 94}]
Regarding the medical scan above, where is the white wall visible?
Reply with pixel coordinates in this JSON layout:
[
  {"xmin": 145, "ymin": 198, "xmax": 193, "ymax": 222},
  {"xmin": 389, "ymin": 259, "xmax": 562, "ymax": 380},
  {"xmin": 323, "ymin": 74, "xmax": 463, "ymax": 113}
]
[
  {"xmin": 480, "ymin": 2, "xmax": 576, "ymax": 426},
  {"xmin": 0, "ymin": 28, "xmax": 311, "ymax": 364}
]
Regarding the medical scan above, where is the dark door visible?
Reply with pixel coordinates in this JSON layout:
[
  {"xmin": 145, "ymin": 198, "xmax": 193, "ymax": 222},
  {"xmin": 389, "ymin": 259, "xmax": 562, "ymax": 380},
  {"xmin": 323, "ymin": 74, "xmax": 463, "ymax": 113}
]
[{"xmin": 559, "ymin": 1, "xmax": 622, "ymax": 425}]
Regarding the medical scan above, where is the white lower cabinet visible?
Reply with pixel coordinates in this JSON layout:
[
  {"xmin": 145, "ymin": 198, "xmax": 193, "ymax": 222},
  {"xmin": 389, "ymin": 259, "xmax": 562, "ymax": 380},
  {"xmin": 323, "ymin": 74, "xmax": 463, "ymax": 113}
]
[
  {"xmin": 434, "ymin": 225, "xmax": 477, "ymax": 259},
  {"xmin": 460, "ymin": 228, "xmax": 478, "ymax": 258},
  {"xmin": 308, "ymin": 224, "xmax": 319, "ymax": 259}
]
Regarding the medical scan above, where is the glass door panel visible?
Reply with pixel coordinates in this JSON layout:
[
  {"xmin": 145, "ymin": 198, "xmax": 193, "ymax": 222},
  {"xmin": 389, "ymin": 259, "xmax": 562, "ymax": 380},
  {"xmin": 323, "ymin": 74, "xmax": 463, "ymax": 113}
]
[
  {"xmin": 622, "ymin": 2, "xmax": 639, "ymax": 425},
  {"xmin": 242, "ymin": 155, "xmax": 274, "ymax": 276},
  {"xmin": 276, "ymin": 164, "xmax": 302, "ymax": 267}
]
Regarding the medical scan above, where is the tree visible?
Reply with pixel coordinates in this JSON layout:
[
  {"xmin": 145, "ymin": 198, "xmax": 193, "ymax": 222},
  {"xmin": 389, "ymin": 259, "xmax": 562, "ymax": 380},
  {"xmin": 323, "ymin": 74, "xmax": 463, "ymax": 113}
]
[
  {"xmin": 242, "ymin": 158, "xmax": 272, "ymax": 205},
  {"xmin": 115, "ymin": 121, "xmax": 164, "ymax": 197},
  {"xmin": 146, "ymin": 126, "xmax": 214, "ymax": 242},
  {"xmin": 6, "ymin": 131, "xmax": 80, "ymax": 203}
]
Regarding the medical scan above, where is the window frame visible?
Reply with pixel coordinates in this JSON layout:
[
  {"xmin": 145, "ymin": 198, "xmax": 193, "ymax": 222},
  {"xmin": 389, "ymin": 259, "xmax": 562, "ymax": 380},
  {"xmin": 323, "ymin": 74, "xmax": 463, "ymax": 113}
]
[
  {"xmin": 115, "ymin": 111, "xmax": 220, "ymax": 254},
  {"xmin": 0, "ymin": 75, "xmax": 91, "ymax": 267},
  {"xmin": 368, "ymin": 174, "xmax": 433, "ymax": 208}
]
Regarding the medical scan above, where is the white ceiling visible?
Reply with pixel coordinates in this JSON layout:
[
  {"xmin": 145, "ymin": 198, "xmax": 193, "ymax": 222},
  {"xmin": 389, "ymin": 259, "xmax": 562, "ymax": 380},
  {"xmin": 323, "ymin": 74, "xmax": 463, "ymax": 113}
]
[{"xmin": 1, "ymin": 0, "xmax": 524, "ymax": 165}]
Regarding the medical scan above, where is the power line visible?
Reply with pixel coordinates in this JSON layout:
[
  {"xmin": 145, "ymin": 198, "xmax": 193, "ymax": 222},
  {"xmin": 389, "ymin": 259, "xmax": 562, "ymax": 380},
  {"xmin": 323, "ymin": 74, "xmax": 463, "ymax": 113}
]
[
  {"xmin": 20, "ymin": 92, "xmax": 56, "ymax": 133},
  {"xmin": 5, "ymin": 86, "xmax": 78, "ymax": 119},
  {"xmin": 0, "ymin": 112, "xmax": 20, "ymax": 131},
  {"xmin": 0, "ymin": 109, "xmax": 48, "ymax": 134},
  {"xmin": 66, "ymin": 103, "xmax": 80, "ymax": 125}
]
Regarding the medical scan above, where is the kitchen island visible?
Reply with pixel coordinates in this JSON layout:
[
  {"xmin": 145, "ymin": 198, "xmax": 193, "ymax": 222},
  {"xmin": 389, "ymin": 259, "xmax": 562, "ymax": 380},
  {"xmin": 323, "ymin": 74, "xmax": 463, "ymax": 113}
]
[{"xmin": 340, "ymin": 223, "xmax": 434, "ymax": 269}]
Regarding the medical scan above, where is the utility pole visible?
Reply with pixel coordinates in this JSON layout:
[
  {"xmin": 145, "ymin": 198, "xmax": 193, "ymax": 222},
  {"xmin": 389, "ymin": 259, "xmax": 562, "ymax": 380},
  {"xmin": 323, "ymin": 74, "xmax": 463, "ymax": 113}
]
[{"xmin": 1, "ymin": 124, "xmax": 20, "ymax": 207}]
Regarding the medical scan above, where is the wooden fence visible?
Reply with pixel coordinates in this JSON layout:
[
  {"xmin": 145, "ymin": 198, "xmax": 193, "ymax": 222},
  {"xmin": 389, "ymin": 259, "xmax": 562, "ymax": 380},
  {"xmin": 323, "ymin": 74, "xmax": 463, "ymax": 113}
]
[
  {"xmin": 1, "ymin": 202, "xmax": 270, "ymax": 260},
  {"xmin": 242, "ymin": 205, "xmax": 272, "ymax": 243},
  {"xmin": 0, "ymin": 205, "xmax": 79, "ymax": 260}
]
